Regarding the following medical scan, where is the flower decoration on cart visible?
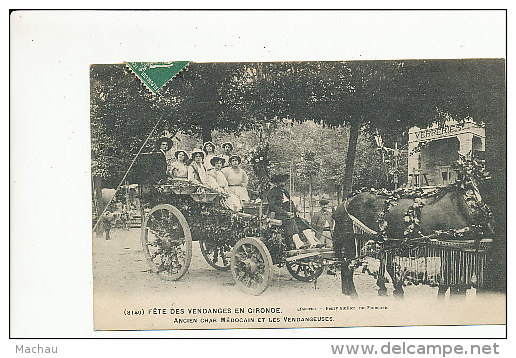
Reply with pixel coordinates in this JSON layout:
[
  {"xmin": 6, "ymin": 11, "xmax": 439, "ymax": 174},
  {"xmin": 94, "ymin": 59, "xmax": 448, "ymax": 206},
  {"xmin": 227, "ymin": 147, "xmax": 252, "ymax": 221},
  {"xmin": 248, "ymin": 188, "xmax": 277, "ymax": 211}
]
[{"xmin": 343, "ymin": 155, "xmax": 493, "ymax": 288}]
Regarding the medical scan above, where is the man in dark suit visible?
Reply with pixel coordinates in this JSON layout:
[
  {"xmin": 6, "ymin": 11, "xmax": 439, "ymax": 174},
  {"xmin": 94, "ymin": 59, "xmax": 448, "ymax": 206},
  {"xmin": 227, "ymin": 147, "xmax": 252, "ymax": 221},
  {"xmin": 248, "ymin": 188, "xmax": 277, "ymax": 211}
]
[
  {"xmin": 132, "ymin": 137, "xmax": 174, "ymax": 184},
  {"xmin": 267, "ymin": 174, "xmax": 324, "ymax": 249},
  {"xmin": 155, "ymin": 137, "xmax": 173, "ymax": 178},
  {"xmin": 267, "ymin": 174, "xmax": 308, "ymax": 249},
  {"xmin": 102, "ymin": 210, "xmax": 114, "ymax": 240}
]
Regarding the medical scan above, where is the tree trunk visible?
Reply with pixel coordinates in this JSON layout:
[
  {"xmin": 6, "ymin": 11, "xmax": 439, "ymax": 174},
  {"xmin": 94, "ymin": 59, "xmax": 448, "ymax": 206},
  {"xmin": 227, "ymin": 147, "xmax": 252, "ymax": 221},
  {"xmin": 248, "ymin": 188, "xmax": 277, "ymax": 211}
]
[
  {"xmin": 309, "ymin": 174, "xmax": 313, "ymax": 218},
  {"xmin": 483, "ymin": 77, "xmax": 506, "ymax": 292},
  {"xmin": 201, "ymin": 124, "xmax": 213, "ymax": 143},
  {"xmin": 338, "ymin": 119, "xmax": 361, "ymax": 285},
  {"xmin": 342, "ymin": 119, "xmax": 361, "ymax": 197},
  {"xmin": 394, "ymin": 142, "xmax": 399, "ymax": 190},
  {"xmin": 303, "ymin": 193, "xmax": 306, "ymax": 219},
  {"xmin": 93, "ymin": 175, "xmax": 104, "ymax": 236}
]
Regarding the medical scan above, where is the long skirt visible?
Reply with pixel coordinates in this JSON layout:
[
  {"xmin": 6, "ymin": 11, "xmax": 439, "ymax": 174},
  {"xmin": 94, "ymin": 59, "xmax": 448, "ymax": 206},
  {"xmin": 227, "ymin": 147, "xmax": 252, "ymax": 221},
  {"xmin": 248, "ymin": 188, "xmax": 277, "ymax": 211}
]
[
  {"xmin": 221, "ymin": 194, "xmax": 243, "ymax": 212},
  {"xmin": 227, "ymin": 185, "xmax": 250, "ymax": 202}
]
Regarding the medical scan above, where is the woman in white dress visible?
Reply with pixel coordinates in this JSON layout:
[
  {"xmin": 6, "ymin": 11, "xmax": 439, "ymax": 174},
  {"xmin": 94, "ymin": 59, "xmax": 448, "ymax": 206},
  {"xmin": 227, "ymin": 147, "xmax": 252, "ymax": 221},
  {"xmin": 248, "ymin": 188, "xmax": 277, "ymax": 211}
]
[
  {"xmin": 168, "ymin": 150, "xmax": 189, "ymax": 179},
  {"xmin": 203, "ymin": 141, "xmax": 216, "ymax": 171},
  {"xmin": 207, "ymin": 156, "xmax": 229, "ymax": 193},
  {"xmin": 188, "ymin": 149, "xmax": 210, "ymax": 186},
  {"xmin": 222, "ymin": 155, "xmax": 250, "ymax": 202},
  {"xmin": 209, "ymin": 156, "xmax": 242, "ymax": 211},
  {"xmin": 220, "ymin": 141, "xmax": 233, "ymax": 167},
  {"xmin": 188, "ymin": 149, "xmax": 220, "ymax": 191}
]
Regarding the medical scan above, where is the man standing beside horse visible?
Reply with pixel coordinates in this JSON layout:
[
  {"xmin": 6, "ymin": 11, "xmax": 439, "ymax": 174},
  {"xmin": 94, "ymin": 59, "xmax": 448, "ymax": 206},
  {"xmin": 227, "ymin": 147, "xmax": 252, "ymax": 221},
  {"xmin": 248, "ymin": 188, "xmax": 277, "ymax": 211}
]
[{"xmin": 311, "ymin": 198, "xmax": 334, "ymax": 247}]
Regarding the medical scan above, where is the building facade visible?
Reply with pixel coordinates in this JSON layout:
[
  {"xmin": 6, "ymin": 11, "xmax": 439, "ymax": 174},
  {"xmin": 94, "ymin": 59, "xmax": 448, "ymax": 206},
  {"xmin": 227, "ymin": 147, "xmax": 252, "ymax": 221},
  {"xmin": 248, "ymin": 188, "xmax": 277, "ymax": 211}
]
[{"xmin": 407, "ymin": 119, "xmax": 485, "ymax": 187}]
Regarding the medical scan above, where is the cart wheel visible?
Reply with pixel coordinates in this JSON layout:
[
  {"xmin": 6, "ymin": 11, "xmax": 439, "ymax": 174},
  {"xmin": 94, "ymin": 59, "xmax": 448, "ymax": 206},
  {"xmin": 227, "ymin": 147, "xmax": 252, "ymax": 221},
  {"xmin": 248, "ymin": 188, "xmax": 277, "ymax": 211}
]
[
  {"xmin": 141, "ymin": 204, "xmax": 192, "ymax": 281},
  {"xmin": 200, "ymin": 240, "xmax": 231, "ymax": 271},
  {"xmin": 231, "ymin": 237, "xmax": 273, "ymax": 295},
  {"xmin": 286, "ymin": 257, "xmax": 324, "ymax": 282}
]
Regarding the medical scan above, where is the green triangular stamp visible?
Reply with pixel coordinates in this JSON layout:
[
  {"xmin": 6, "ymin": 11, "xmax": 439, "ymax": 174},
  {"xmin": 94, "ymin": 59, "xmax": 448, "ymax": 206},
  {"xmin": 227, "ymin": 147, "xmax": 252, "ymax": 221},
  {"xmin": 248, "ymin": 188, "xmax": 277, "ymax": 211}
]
[{"xmin": 125, "ymin": 61, "xmax": 190, "ymax": 94}]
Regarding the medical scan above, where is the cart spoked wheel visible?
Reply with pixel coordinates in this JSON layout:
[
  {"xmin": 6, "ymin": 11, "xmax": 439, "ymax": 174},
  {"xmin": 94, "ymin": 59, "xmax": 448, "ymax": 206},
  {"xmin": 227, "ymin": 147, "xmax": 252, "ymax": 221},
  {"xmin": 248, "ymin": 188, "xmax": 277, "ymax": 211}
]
[
  {"xmin": 200, "ymin": 240, "xmax": 232, "ymax": 271},
  {"xmin": 286, "ymin": 256, "xmax": 324, "ymax": 282},
  {"xmin": 141, "ymin": 204, "xmax": 192, "ymax": 281},
  {"xmin": 231, "ymin": 237, "xmax": 273, "ymax": 295}
]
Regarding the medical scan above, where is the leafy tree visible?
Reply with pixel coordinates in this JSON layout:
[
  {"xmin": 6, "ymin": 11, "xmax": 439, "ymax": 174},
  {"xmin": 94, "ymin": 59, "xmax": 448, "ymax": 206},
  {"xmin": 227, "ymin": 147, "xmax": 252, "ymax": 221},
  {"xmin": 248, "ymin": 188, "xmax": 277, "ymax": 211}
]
[
  {"xmin": 92, "ymin": 60, "xmax": 503, "ymax": 193},
  {"xmin": 211, "ymin": 59, "xmax": 506, "ymax": 290},
  {"xmin": 91, "ymin": 60, "xmax": 505, "ymax": 290},
  {"xmin": 209, "ymin": 61, "xmax": 432, "ymax": 195},
  {"xmin": 91, "ymin": 63, "xmax": 262, "ymax": 186}
]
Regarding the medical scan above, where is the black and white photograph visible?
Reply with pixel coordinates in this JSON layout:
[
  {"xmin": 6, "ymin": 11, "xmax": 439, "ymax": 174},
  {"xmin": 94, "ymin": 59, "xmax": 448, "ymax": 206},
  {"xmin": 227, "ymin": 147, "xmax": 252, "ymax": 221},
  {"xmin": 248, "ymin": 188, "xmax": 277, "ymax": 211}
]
[
  {"xmin": 90, "ymin": 59, "xmax": 506, "ymax": 330},
  {"xmin": 9, "ymin": 9, "xmax": 509, "ymax": 350}
]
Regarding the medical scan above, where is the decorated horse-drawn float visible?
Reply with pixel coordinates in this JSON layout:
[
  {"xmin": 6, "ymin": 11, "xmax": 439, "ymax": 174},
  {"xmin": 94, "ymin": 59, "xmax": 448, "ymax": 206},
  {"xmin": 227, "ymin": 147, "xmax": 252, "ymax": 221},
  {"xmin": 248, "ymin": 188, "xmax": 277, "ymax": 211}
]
[
  {"xmin": 135, "ymin": 152, "xmax": 493, "ymax": 297},
  {"xmin": 137, "ymin": 178, "xmax": 338, "ymax": 295}
]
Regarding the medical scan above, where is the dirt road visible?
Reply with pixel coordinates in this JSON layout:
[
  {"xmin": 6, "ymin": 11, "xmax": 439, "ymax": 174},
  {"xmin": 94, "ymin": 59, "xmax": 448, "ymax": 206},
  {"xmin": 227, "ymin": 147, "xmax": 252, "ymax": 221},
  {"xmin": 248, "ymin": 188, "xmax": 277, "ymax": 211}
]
[
  {"xmin": 92, "ymin": 228, "xmax": 505, "ymax": 330},
  {"xmin": 93, "ymin": 228, "xmax": 408, "ymax": 299}
]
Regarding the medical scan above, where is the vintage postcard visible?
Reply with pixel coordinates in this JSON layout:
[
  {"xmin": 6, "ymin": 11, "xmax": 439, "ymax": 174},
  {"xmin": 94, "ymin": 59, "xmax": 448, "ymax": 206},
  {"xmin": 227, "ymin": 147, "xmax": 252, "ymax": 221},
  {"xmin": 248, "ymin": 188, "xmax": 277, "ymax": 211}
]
[{"xmin": 91, "ymin": 59, "xmax": 506, "ymax": 330}]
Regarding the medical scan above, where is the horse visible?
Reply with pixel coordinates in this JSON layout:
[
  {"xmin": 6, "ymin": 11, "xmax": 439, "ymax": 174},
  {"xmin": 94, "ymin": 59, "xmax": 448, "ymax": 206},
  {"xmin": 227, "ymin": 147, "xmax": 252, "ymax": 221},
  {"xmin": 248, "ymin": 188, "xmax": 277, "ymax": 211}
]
[{"xmin": 333, "ymin": 179, "xmax": 493, "ymax": 299}]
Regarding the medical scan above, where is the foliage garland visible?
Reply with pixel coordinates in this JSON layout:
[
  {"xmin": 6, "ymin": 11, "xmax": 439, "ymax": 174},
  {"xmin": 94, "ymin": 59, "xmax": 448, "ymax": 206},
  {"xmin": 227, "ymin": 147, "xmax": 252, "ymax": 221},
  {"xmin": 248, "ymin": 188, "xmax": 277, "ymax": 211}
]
[
  {"xmin": 246, "ymin": 145, "xmax": 272, "ymax": 198},
  {"xmin": 345, "ymin": 155, "xmax": 493, "ymax": 286}
]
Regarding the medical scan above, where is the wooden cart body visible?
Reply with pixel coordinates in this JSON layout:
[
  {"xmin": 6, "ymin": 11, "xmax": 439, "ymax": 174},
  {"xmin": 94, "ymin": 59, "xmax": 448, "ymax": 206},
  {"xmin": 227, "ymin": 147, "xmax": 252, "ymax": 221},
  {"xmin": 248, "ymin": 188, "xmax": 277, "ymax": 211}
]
[{"xmin": 139, "ymin": 181, "xmax": 331, "ymax": 295}]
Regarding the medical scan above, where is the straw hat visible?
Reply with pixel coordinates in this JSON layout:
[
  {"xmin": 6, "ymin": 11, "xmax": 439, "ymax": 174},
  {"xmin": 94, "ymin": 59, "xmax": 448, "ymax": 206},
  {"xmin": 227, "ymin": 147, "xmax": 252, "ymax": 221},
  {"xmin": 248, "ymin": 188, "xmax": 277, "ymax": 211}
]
[
  {"xmin": 156, "ymin": 137, "xmax": 173, "ymax": 151},
  {"xmin": 319, "ymin": 198, "xmax": 330, "ymax": 206},
  {"xmin": 202, "ymin": 141, "xmax": 216, "ymax": 153},
  {"xmin": 270, "ymin": 173, "xmax": 290, "ymax": 184},
  {"xmin": 190, "ymin": 149, "xmax": 205, "ymax": 159},
  {"xmin": 228, "ymin": 154, "xmax": 242, "ymax": 164},
  {"xmin": 174, "ymin": 150, "xmax": 189, "ymax": 160},
  {"xmin": 222, "ymin": 141, "xmax": 234, "ymax": 151},
  {"xmin": 210, "ymin": 155, "xmax": 225, "ymax": 167}
]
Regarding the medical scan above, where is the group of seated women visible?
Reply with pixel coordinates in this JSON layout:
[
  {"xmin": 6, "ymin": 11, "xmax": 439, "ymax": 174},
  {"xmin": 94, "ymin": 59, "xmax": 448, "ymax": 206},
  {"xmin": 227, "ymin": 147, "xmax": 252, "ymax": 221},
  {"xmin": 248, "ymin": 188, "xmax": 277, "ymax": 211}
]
[
  {"xmin": 166, "ymin": 140, "xmax": 250, "ymax": 204},
  {"xmin": 155, "ymin": 137, "xmax": 323, "ymax": 249}
]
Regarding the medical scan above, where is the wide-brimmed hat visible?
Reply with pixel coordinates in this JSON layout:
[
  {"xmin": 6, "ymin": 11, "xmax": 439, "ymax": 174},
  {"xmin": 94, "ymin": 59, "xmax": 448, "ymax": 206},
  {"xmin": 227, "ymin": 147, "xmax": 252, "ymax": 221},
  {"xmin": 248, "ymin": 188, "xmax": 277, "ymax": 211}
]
[
  {"xmin": 190, "ymin": 149, "xmax": 205, "ymax": 159},
  {"xmin": 202, "ymin": 141, "xmax": 216, "ymax": 153},
  {"xmin": 156, "ymin": 137, "xmax": 173, "ymax": 151},
  {"xmin": 221, "ymin": 141, "xmax": 234, "ymax": 151},
  {"xmin": 319, "ymin": 198, "xmax": 330, "ymax": 206},
  {"xmin": 228, "ymin": 154, "xmax": 242, "ymax": 164},
  {"xmin": 270, "ymin": 173, "xmax": 290, "ymax": 183},
  {"xmin": 174, "ymin": 150, "xmax": 189, "ymax": 160},
  {"xmin": 210, "ymin": 155, "xmax": 225, "ymax": 167}
]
